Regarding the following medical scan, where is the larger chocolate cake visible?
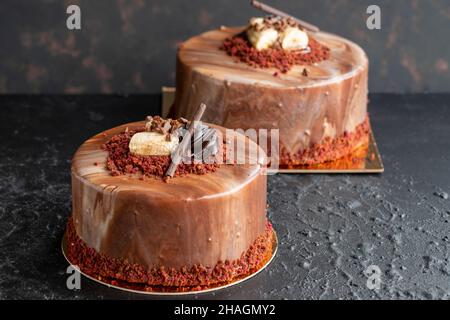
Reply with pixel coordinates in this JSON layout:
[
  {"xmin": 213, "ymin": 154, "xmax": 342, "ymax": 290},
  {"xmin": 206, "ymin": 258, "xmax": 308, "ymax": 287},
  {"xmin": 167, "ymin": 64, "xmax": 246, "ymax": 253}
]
[
  {"xmin": 65, "ymin": 117, "xmax": 274, "ymax": 290},
  {"xmin": 171, "ymin": 16, "xmax": 370, "ymax": 166}
]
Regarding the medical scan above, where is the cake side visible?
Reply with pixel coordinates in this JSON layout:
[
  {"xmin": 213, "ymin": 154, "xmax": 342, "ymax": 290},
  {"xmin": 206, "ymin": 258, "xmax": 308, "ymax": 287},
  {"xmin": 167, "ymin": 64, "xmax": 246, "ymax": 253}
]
[
  {"xmin": 65, "ymin": 217, "xmax": 274, "ymax": 288},
  {"xmin": 172, "ymin": 26, "xmax": 369, "ymax": 165},
  {"xmin": 70, "ymin": 122, "xmax": 268, "ymax": 273}
]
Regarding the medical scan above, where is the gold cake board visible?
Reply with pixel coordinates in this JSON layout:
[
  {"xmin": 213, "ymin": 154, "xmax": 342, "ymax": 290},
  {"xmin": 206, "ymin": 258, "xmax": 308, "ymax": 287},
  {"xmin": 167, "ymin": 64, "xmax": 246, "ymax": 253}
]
[
  {"xmin": 162, "ymin": 87, "xmax": 384, "ymax": 174},
  {"xmin": 61, "ymin": 230, "xmax": 278, "ymax": 296}
]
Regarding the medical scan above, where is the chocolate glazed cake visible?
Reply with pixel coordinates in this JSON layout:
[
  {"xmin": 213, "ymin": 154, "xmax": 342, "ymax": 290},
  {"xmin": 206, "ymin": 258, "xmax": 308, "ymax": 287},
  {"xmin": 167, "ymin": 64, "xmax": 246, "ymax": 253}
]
[
  {"xmin": 171, "ymin": 20, "xmax": 370, "ymax": 166},
  {"xmin": 65, "ymin": 119, "xmax": 274, "ymax": 290}
]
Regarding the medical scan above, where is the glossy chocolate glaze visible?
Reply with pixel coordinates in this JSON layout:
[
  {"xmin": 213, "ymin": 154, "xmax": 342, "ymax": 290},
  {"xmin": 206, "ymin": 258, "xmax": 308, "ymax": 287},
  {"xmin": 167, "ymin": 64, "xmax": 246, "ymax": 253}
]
[
  {"xmin": 172, "ymin": 27, "xmax": 369, "ymax": 160},
  {"xmin": 71, "ymin": 122, "xmax": 267, "ymax": 269}
]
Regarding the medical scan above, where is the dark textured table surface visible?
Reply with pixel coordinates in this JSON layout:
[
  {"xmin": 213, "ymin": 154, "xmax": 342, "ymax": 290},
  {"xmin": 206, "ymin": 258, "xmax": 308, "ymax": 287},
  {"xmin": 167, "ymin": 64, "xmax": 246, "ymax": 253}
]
[{"xmin": 0, "ymin": 94, "xmax": 449, "ymax": 300}]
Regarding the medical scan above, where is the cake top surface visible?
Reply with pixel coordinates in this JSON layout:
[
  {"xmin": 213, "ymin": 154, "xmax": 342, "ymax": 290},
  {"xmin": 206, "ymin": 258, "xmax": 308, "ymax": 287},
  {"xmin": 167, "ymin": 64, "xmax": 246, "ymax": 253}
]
[
  {"xmin": 178, "ymin": 26, "xmax": 368, "ymax": 88},
  {"xmin": 72, "ymin": 121, "xmax": 265, "ymax": 200}
]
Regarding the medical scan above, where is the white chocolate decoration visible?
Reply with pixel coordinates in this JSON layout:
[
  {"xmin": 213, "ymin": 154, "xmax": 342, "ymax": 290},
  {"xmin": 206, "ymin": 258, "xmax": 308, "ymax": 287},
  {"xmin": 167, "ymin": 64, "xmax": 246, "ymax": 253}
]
[
  {"xmin": 249, "ymin": 17, "xmax": 264, "ymax": 26},
  {"xmin": 280, "ymin": 27, "xmax": 309, "ymax": 50},
  {"xmin": 246, "ymin": 17, "xmax": 309, "ymax": 51},
  {"xmin": 247, "ymin": 27, "xmax": 278, "ymax": 51},
  {"xmin": 129, "ymin": 132, "xmax": 179, "ymax": 156}
]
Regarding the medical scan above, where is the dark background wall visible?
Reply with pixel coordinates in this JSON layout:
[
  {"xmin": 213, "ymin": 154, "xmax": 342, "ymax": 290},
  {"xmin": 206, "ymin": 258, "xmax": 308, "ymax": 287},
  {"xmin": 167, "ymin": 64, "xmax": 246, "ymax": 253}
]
[{"xmin": 0, "ymin": 0, "xmax": 449, "ymax": 94}]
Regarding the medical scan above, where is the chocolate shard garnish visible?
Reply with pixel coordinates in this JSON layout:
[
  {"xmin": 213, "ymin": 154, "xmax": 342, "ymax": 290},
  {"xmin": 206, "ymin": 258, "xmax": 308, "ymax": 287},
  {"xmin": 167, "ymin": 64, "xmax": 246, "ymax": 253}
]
[
  {"xmin": 165, "ymin": 103, "xmax": 207, "ymax": 177},
  {"xmin": 250, "ymin": 0, "xmax": 320, "ymax": 33},
  {"xmin": 176, "ymin": 123, "xmax": 219, "ymax": 163}
]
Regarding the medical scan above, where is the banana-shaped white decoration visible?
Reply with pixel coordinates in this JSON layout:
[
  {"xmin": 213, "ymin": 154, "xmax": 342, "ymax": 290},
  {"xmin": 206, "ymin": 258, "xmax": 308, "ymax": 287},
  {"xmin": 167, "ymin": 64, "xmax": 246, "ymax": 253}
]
[
  {"xmin": 247, "ymin": 18, "xmax": 279, "ymax": 51},
  {"xmin": 129, "ymin": 132, "xmax": 179, "ymax": 156},
  {"xmin": 280, "ymin": 27, "xmax": 309, "ymax": 50},
  {"xmin": 246, "ymin": 17, "xmax": 310, "ymax": 51}
]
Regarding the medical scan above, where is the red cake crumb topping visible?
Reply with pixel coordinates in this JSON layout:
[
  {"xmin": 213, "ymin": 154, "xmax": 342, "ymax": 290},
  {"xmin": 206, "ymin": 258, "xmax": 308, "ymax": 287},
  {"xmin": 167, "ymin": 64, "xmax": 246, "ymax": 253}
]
[
  {"xmin": 221, "ymin": 33, "xmax": 330, "ymax": 73},
  {"xmin": 280, "ymin": 117, "xmax": 371, "ymax": 166},
  {"xmin": 102, "ymin": 128, "xmax": 222, "ymax": 179},
  {"xmin": 65, "ymin": 217, "xmax": 274, "ymax": 289}
]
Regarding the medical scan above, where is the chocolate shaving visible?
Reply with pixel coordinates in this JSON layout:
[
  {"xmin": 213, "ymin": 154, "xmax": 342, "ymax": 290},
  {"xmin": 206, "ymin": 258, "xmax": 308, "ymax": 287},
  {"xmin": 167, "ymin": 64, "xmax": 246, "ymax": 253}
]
[
  {"xmin": 145, "ymin": 115, "xmax": 188, "ymax": 136},
  {"xmin": 254, "ymin": 15, "xmax": 301, "ymax": 33},
  {"xmin": 302, "ymin": 68, "xmax": 309, "ymax": 77},
  {"xmin": 165, "ymin": 103, "xmax": 207, "ymax": 177}
]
